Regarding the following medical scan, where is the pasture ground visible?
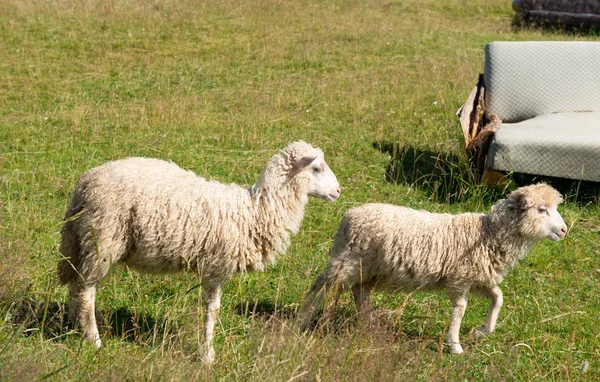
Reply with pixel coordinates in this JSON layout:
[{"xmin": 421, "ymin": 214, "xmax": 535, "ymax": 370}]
[{"xmin": 1, "ymin": 0, "xmax": 599, "ymax": 380}]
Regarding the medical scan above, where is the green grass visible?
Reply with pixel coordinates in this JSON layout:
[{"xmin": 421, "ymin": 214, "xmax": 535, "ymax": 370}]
[{"xmin": 1, "ymin": 0, "xmax": 600, "ymax": 380}]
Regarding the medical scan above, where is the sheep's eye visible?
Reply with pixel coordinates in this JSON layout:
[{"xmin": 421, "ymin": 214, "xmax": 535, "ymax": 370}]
[
  {"xmin": 312, "ymin": 166, "xmax": 324, "ymax": 173},
  {"xmin": 537, "ymin": 206, "xmax": 547, "ymax": 214}
]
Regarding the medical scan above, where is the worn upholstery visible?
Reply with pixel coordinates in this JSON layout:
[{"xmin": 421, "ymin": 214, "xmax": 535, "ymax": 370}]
[
  {"xmin": 484, "ymin": 41, "xmax": 600, "ymax": 181},
  {"xmin": 487, "ymin": 112, "xmax": 600, "ymax": 182}
]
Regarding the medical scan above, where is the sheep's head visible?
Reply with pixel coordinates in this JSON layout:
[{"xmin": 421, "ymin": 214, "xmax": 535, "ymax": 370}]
[
  {"xmin": 507, "ymin": 183, "xmax": 567, "ymax": 242},
  {"xmin": 281, "ymin": 141, "xmax": 341, "ymax": 202}
]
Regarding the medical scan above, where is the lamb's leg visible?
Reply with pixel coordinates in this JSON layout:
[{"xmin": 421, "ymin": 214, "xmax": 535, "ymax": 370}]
[
  {"xmin": 447, "ymin": 290, "xmax": 468, "ymax": 354},
  {"xmin": 475, "ymin": 286, "xmax": 503, "ymax": 339},
  {"xmin": 69, "ymin": 282, "xmax": 101, "ymax": 348},
  {"xmin": 200, "ymin": 283, "xmax": 222, "ymax": 365},
  {"xmin": 297, "ymin": 273, "xmax": 327, "ymax": 331}
]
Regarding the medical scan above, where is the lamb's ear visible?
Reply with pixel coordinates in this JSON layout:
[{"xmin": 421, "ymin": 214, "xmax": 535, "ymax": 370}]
[
  {"xmin": 520, "ymin": 197, "xmax": 534, "ymax": 210},
  {"xmin": 509, "ymin": 190, "xmax": 534, "ymax": 210},
  {"xmin": 292, "ymin": 156, "xmax": 317, "ymax": 172}
]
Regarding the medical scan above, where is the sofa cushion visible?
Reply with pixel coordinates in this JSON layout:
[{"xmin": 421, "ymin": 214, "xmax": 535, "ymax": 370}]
[
  {"xmin": 486, "ymin": 112, "xmax": 600, "ymax": 182},
  {"xmin": 484, "ymin": 41, "xmax": 600, "ymax": 123}
]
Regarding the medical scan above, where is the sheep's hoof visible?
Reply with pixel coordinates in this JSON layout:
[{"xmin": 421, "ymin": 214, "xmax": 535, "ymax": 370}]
[
  {"xmin": 200, "ymin": 348, "xmax": 215, "ymax": 365},
  {"xmin": 85, "ymin": 332, "xmax": 102, "ymax": 349},
  {"xmin": 472, "ymin": 327, "xmax": 490, "ymax": 341},
  {"xmin": 296, "ymin": 316, "xmax": 310, "ymax": 332},
  {"xmin": 449, "ymin": 343, "xmax": 464, "ymax": 355},
  {"xmin": 357, "ymin": 309, "xmax": 382, "ymax": 329}
]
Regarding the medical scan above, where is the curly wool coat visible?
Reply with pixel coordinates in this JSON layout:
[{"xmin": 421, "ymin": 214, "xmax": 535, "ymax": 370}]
[
  {"xmin": 298, "ymin": 183, "xmax": 566, "ymax": 354},
  {"xmin": 58, "ymin": 141, "xmax": 325, "ymax": 287},
  {"xmin": 58, "ymin": 141, "xmax": 340, "ymax": 363}
]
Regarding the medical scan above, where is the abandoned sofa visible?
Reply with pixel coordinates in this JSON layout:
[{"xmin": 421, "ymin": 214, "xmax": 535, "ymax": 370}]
[{"xmin": 483, "ymin": 41, "xmax": 600, "ymax": 182}]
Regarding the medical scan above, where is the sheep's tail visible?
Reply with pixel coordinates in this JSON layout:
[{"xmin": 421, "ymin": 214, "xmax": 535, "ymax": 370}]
[{"xmin": 58, "ymin": 205, "xmax": 82, "ymax": 285}]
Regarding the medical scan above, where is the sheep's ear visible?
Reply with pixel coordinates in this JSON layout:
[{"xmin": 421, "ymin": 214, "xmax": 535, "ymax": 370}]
[
  {"xmin": 519, "ymin": 197, "xmax": 534, "ymax": 210},
  {"xmin": 509, "ymin": 191, "xmax": 534, "ymax": 210},
  {"xmin": 292, "ymin": 156, "xmax": 317, "ymax": 172}
]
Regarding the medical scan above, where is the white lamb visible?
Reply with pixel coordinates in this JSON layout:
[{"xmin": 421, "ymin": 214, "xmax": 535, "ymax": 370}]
[
  {"xmin": 58, "ymin": 141, "xmax": 340, "ymax": 364},
  {"xmin": 298, "ymin": 183, "xmax": 567, "ymax": 354}
]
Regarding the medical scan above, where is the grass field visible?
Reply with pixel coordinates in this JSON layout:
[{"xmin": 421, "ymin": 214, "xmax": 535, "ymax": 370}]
[{"xmin": 1, "ymin": 0, "xmax": 599, "ymax": 380}]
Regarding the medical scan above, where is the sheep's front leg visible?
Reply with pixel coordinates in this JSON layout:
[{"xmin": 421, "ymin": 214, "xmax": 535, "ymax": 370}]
[
  {"xmin": 447, "ymin": 290, "xmax": 468, "ymax": 354},
  {"xmin": 200, "ymin": 283, "xmax": 222, "ymax": 365},
  {"xmin": 475, "ymin": 286, "xmax": 503, "ymax": 339}
]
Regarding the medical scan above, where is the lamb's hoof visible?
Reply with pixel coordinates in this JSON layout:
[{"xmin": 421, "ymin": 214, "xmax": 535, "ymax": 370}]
[
  {"xmin": 449, "ymin": 343, "xmax": 464, "ymax": 355},
  {"xmin": 472, "ymin": 327, "xmax": 489, "ymax": 341},
  {"xmin": 200, "ymin": 348, "xmax": 215, "ymax": 366},
  {"xmin": 85, "ymin": 333, "xmax": 102, "ymax": 349},
  {"xmin": 358, "ymin": 309, "xmax": 382, "ymax": 329},
  {"xmin": 296, "ymin": 317, "xmax": 310, "ymax": 332}
]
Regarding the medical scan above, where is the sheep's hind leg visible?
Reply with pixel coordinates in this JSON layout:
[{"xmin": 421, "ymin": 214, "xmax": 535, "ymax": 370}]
[
  {"xmin": 446, "ymin": 290, "xmax": 468, "ymax": 354},
  {"xmin": 297, "ymin": 273, "xmax": 327, "ymax": 331},
  {"xmin": 298, "ymin": 261, "xmax": 356, "ymax": 331},
  {"xmin": 200, "ymin": 283, "xmax": 222, "ymax": 365},
  {"xmin": 474, "ymin": 286, "xmax": 503, "ymax": 339},
  {"xmin": 69, "ymin": 282, "xmax": 101, "ymax": 348}
]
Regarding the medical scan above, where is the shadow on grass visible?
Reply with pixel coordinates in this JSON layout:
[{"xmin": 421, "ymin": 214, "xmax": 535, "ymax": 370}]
[
  {"xmin": 373, "ymin": 141, "xmax": 498, "ymax": 203},
  {"xmin": 103, "ymin": 306, "xmax": 162, "ymax": 343},
  {"xmin": 374, "ymin": 141, "xmax": 600, "ymax": 205},
  {"xmin": 234, "ymin": 299, "xmax": 296, "ymax": 321},
  {"xmin": 4, "ymin": 295, "xmax": 170, "ymax": 345},
  {"xmin": 296, "ymin": 305, "xmax": 447, "ymax": 355},
  {"xmin": 234, "ymin": 300, "xmax": 374, "ymax": 338},
  {"xmin": 510, "ymin": 173, "xmax": 600, "ymax": 204},
  {"xmin": 6, "ymin": 297, "xmax": 68, "ymax": 340}
]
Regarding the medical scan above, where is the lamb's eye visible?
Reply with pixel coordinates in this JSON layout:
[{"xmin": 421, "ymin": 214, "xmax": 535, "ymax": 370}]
[
  {"xmin": 312, "ymin": 167, "xmax": 324, "ymax": 173},
  {"xmin": 537, "ymin": 206, "xmax": 547, "ymax": 214}
]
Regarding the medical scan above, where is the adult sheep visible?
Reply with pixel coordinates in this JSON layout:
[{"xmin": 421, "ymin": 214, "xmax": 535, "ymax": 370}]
[
  {"xmin": 58, "ymin": 141, "xmax": 340, "ymax": 364},
  {"xmin": 298, "ymin": 183, "xmax": 567, "ymax": 354}
]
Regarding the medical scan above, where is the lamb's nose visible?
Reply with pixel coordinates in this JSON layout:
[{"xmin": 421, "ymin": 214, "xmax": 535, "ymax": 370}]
[
  {"xmin": 328, "ymin": 188, "xmax": 341, "ymax": 200},
  {"xmin": 561, "ymin": 226, "xmax": 567, "ymax": 234}
]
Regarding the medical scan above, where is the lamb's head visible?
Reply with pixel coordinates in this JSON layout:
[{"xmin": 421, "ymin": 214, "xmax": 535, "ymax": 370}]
[
  {"xmin": 505, "ymin": 183, "xmax": 567, "ymax": 242},
  {"xmin": 280, "ymin": 141, "xmax": 341, "ymax": 201}
]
